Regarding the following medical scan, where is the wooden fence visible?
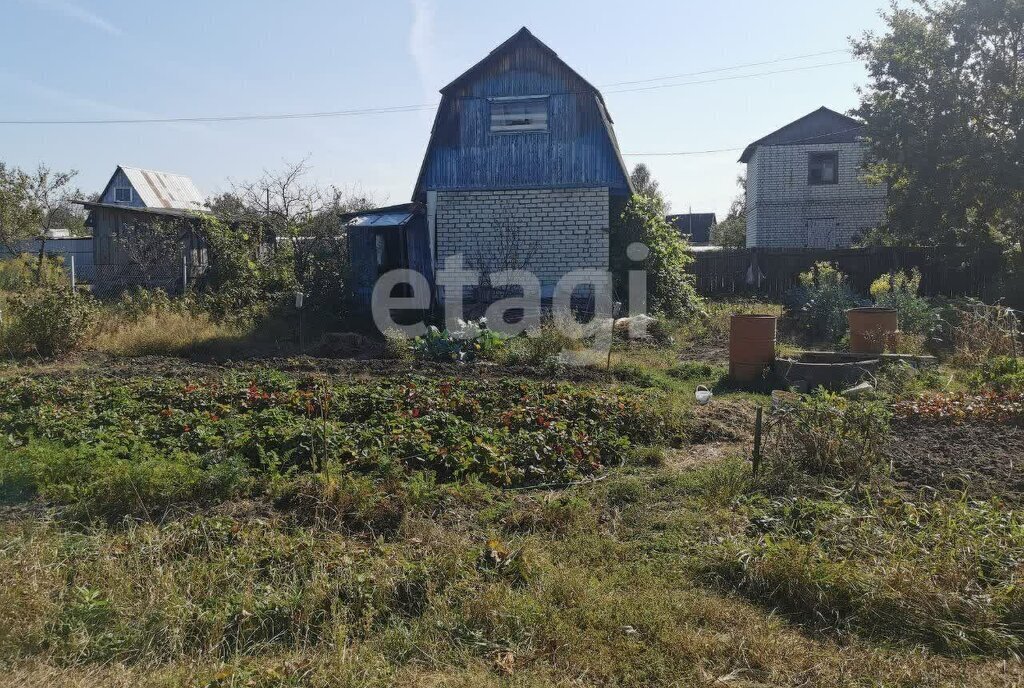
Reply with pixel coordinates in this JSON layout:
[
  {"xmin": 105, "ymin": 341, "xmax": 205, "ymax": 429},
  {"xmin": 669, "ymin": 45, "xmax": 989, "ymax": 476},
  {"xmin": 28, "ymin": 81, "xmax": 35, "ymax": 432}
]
[{"xmin": 690, "ymin": 247, "xmax": 1004, "ymax": 300}]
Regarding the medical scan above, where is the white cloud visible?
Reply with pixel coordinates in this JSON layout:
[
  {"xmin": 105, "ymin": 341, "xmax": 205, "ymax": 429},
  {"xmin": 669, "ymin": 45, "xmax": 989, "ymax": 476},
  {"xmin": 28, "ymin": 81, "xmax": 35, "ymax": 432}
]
[
  {"xmin": 23, "ymin": 0, "xmax": 122, "ymax": 37},
  {"xmin": 408, "ymin": 0, "xmax": 439, "ymax": 100}
]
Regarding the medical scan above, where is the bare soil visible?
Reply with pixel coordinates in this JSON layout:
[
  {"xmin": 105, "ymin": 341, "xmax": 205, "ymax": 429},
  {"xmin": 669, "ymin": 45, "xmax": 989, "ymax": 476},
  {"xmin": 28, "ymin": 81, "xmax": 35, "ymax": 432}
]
[
  {"xmin": 887, "ymin": 420, "xmax": 1024, "ymax": 501},
  {"xmin": 3, "ymin": 352, "xmax": 625, "ymax": 386}
]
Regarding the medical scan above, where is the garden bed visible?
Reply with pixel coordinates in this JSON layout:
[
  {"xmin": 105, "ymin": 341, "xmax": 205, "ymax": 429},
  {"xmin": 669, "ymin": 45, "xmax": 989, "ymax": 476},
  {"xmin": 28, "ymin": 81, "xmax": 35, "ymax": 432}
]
[{"xmin": 887, "ymin": 421, "xmax": 1024, "ymax": 501}]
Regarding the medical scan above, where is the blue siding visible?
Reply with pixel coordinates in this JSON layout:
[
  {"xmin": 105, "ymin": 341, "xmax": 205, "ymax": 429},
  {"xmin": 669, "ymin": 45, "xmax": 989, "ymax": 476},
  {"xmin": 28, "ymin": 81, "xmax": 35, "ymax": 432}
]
[
  {"xmin": 416, "ymin": 35, "xmax": 631, "ymax": 195},
  {"xmin": 100, "ymin": 168, "xmax": 145, "ymax": 207},
  {"xmin": 348, "ymin": 221, "xmax": 432, "ymax": 307}
]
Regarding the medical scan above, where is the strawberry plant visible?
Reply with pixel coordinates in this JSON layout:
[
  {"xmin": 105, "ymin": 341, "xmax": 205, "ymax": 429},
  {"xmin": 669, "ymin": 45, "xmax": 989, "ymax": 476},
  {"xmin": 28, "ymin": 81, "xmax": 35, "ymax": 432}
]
[{"xmin": 0, "ymin": 369, "xmax": 678, "ymax": 519}]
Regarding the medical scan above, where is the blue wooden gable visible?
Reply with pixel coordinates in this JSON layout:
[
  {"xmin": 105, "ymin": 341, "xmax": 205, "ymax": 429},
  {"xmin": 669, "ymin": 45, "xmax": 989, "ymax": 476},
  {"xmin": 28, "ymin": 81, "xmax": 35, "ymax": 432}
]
[
  {"xmin": 99, "ymin": 167, "xmax": 147, "ymax": 208},
  {"xmin": 413, "ymin": 28, "xmax": 633, "ymax": 198}
]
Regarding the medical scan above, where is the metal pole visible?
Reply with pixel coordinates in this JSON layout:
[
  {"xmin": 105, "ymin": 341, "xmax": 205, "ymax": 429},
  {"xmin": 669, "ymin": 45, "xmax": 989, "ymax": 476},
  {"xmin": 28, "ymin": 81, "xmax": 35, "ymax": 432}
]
[
  {"xmin": 70, "ymin": 255, "xmax": 76, "ymax": 292},
  {"xmin": 182, "ymin": 254, "xmax": 188, "ymax": 294}
]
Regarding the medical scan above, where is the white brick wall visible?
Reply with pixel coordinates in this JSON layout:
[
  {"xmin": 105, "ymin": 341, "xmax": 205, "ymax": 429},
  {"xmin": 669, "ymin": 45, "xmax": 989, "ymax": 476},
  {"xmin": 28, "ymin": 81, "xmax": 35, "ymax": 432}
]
[
  {"xmin": 745, "ymin": 142, "xmax": 887, "ymax": 248},
  {"xmin": 434, "ymin": 188, "xmax": 610, "ymax": 290}
]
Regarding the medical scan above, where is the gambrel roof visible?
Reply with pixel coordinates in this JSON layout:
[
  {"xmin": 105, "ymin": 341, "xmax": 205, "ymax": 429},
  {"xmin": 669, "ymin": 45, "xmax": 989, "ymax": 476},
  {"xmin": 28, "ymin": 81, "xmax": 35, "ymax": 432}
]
[{"xmin": 413, "ymin": 27, "xmax": 633, "ymax": 198}]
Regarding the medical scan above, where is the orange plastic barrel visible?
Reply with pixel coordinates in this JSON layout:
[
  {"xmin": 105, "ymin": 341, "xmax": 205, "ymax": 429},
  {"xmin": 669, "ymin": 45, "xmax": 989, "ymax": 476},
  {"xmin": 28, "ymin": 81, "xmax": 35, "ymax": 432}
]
[
  {"xmin": 847, "ymin": 307, "xmax": 898, "ymax": 354},
  {"xmin": 729, "ymin": 314, "xmax": 778, "ymax": 383}
]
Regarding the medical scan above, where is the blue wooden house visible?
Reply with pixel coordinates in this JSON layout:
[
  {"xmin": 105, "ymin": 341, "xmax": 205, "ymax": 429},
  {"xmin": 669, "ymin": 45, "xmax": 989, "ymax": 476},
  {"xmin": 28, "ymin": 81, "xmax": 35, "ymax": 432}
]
[{"xmin": 346, "ymin": 27, "xmax": 633, "ymax": 304}]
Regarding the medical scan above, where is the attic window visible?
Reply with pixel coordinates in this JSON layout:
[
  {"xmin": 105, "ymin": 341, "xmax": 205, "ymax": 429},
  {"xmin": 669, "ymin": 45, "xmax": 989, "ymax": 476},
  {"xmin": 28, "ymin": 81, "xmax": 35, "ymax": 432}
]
[
  {"xmin": 808, "ymin": 152, "xmax": 839, "ymax": 185},
  {"xmin": 490, "ymin": 97, "xmax": 548, "ymax": 133},
  {"xmin": 114, "ymin": 187, "xmax": 133, "ymax": 203}
]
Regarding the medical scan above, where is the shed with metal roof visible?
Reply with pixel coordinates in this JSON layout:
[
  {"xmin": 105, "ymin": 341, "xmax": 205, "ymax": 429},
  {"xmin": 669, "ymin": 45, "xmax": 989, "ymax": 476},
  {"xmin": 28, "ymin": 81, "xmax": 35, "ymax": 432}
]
[{"xmin": 81, "ymin": 165, "xmax": 208, "ymax": 292}]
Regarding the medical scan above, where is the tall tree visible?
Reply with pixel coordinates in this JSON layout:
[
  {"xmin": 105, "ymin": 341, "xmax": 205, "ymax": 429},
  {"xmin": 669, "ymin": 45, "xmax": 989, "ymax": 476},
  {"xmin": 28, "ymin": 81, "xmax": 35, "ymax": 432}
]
[
  {"xmin": 204, "ymin": 159, "xmax": 377, "ymax": 315},
  {"xmin": 711, "ymin": 174, "xmax": 747, "ymax": 248},
  {"xmin": 0, "ymin": 163, "xmax": 37, "ymax": 256},
  {"xmin": 629, "ymin": 163, "xmax": 669, "ymax": 213},
  {"xmin": 30, "ymin": 166, "xmax": 82, "ymax": 276},
  {"xmin": 853, "ymin": 0, "xmax": 1024, "ymax": 249},
  {"xmin": 0, "ymin": 163, "xmax": 81, "ymax": 279}
]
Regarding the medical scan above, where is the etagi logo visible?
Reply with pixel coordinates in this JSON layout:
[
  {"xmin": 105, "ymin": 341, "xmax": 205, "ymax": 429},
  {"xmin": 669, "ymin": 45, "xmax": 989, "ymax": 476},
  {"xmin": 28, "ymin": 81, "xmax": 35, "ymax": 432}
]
[{"xmin": 369, "ymin": 243, "xmax": 654, "ymax": 362}]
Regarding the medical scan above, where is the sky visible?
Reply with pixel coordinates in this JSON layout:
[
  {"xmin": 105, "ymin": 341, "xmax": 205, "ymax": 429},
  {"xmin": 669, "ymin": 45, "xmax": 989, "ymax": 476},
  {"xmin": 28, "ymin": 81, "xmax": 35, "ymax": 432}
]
[{"xmin": 0, "ymin": 0, "xmax": 891, "ymax": 217}]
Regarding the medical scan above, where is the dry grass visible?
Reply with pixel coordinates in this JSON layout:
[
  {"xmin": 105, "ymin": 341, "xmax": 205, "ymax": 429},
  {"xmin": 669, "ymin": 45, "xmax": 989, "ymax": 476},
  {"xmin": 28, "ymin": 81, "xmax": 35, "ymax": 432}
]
[
  {"xmin": 89, "ymin": 310, "xmax": 242, "ymax": 357},
  {"xmin": 950, "ymin": 302, "xmax": 1021, "ymax": 365}
]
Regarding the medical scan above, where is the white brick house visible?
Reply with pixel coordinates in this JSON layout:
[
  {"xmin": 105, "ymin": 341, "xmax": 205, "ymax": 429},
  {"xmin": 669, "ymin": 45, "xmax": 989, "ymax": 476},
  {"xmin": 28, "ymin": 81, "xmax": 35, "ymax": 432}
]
[
  {"xmin": 411, "ymin": 28, "xmax": 632, "ymax": 300},
  {"xmin": 740, "ymin": 107, "xmax": 887, "ymax": 249},
  {"xmin": 432, "ymin": 188, "xmax": 610, "ymax": 290}
]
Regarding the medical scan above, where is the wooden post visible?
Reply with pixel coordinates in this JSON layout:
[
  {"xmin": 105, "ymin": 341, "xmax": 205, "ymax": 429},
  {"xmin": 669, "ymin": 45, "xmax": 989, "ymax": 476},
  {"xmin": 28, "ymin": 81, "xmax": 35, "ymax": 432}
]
[
  {"xmin": 295, "ymin": 291, "xmax": 306, "ymax": 354},
  {"xmin": 752, "ymin": 406, "xmax": 764, "ymax": 479},
  {"xmin": 1007, "ymin": 307, "xmax": 1015, "ymax": 358}
]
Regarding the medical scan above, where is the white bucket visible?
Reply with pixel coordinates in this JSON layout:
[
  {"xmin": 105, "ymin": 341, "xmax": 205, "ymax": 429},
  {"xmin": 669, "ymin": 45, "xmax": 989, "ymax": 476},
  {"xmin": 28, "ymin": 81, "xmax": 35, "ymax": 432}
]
[{"xmin": 695, "ymin": 385, "xmax": 713, "ymax": 406}]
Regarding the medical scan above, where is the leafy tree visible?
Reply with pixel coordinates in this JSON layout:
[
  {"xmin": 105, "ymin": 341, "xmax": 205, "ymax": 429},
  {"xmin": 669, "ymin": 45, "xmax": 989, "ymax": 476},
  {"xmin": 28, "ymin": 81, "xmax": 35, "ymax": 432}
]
[
  {"xmin": 113, "ymin": 215, "xmax": 194, "ymax": 290},
  {"xmin": 853, "ymin": 0, "xmax": 1024, "ymax": 250},
  {"xmin": 711, "ymin": 173, "xmax": 747, "ymax": 247},
  {"xmin": 629, "ymin": 163, "xmax": 669, "ymax": 213},
  {"xmin": 611, "ymin": 195, "xmax": 702, "ymax": 319},
  {"xmin": 201, "ymin": 160, "xmax": 376, "ymax": 320},
  {"xmin": 195, "ymin": 214, "xmax": 297, "ymax": 325},
  {"xmin": 0, "ymin": 163, "xmax": 82, "ymax": 283},
  {"xmin": 0, "ymin": 163, "xmax": 37, "ymax": 256}
]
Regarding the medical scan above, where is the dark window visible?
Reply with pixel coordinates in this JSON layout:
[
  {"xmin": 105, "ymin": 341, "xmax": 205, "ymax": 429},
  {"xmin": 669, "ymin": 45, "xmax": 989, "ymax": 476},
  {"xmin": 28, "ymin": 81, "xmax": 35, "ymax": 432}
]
[
  {"xmin": 808, "ymin": 152, "xmax": 839, "ymax": 185},
  {"xmin": 114, "ymin": 187, "xmax": 133, "ymax": 203},
  {"xmin": 490, "ymin": 97, "xmax": 548, "ymax": 133}
]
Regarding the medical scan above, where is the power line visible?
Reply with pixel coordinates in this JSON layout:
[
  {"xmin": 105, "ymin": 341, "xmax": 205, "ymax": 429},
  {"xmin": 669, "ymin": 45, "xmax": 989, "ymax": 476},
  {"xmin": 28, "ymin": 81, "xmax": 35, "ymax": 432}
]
[
  {"xmin": 599, "ymin": 48, "xmax": 850, "ymax": 87},
  {"xmin": 0, "ymin": 52, "xmax": 858, "ymax": 126},
  {"xmin": 0, "ymin": 103, "xmax": 439, "ymax": 126},
  {"xmin": 622, "ymin": 147, "xmax": 742, "ymax": 157},
  {"xmin": 604, "ymin": 60, "xmax": 855, "ymax": 94},
  {"xmin": 621, "ymin": 125, "xmax": 866, "ymax": 157}
]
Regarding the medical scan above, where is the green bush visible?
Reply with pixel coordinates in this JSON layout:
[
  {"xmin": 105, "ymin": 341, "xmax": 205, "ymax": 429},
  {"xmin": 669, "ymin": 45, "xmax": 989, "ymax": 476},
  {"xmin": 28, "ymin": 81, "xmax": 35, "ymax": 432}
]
[
  {"xmin": 494, "ymin": 325, "xmax": 581, "ymax": 367},
  {"xmin": 195, "ymin": 215, "xmax": 297, "ymax": 326},
  {"xmin": 0, "ymin": 253, "xmax": 67, "ymax": 292},
  {"xmin": 3, "ymin": 288, "xmax": 95, "ymax": 358},
  {"xmin": 870, "ymin": 269, "xmax": 937, "ymax": 335},
  {"xmin": 610, "ymin": 195, "xmax": 703, "ymax": 320},
  {"xmin": 109, "ymin": 287, "xmax": 192, "ymax": 320},
  {"xmin": 970, "ymin": 356, "xmax": 1024, "ymax": 392},
  {"xmin": 785, "ymin": 262, "xmax": 864, "ymax": 342}
]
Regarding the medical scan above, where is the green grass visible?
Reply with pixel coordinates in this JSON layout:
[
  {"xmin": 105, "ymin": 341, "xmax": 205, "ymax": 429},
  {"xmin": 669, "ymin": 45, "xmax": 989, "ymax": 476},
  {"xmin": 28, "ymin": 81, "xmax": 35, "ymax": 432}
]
[
  {"xmin": 1, "ymin": 460, "xmax": 1018, "ymax": 687},
  {"xmin": 700, "ymin": 491, "xmax": 1024, "ymax": 656},
  {"xmin": 0, "ymin": 298, "xmax": 1019, "ymax": 686}
]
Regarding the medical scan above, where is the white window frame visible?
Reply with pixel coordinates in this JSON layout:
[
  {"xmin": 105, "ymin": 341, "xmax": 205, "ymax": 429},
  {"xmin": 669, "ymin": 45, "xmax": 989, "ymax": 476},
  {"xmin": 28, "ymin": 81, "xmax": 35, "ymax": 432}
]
[
  {"xmin": 489, "ymin": 95, "xmax": 549, "ymax": 134},
  {"xmin": 114, "ymin": 187, "xmax": 133, "ymax": 203}
]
